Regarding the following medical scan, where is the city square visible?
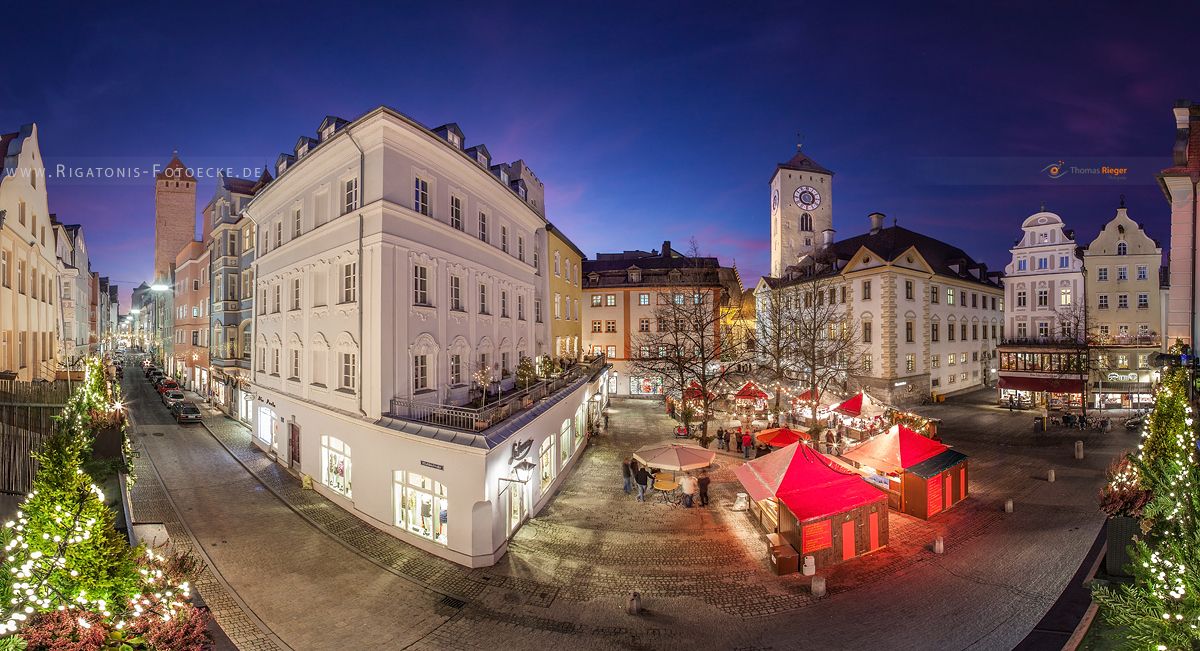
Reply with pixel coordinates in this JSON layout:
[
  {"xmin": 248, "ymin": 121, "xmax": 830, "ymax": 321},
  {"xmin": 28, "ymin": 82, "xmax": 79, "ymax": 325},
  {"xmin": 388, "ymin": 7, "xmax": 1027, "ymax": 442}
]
[{"xmin": 1, "ymin": 3, "xmax": 1199, "ymax": 650}]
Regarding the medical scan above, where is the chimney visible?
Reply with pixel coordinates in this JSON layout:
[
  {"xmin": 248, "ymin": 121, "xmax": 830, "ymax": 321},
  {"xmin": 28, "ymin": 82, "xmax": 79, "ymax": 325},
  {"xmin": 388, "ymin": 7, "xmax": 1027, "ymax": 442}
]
[
  {"xmin": 821, "ymin": 228, "xmax": 835, "ymax": 247},
  {"xmin": 662, "ymin": 241, "xmax": 671, "ymax": 258},
  {"xmin": 868, "ymin": 212, "xmax": 885, "ymax": 234}
]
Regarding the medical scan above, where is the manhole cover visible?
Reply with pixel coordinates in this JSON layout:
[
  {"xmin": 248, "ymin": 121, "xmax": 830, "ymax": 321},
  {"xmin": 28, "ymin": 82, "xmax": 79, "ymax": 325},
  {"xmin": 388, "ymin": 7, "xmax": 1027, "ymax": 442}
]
[
  {"xmin": 151, "ymin": 432, "xmax": 164, "ymax": 437},
  {"xmin": 439, "ymin": 595, "xmax": 466, "ymax": 609}
]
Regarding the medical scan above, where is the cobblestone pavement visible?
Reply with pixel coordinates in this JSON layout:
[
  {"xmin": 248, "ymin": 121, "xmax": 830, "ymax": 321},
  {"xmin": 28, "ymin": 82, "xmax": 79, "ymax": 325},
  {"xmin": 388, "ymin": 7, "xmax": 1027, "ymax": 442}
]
[{"xmin": 126, "ymin": 372, "xmax": 1126, "ymax": 650}]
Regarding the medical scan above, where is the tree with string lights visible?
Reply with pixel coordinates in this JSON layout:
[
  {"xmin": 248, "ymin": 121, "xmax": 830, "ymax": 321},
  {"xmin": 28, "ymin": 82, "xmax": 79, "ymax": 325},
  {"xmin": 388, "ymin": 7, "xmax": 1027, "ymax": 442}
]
[{"xmin": 1092, "ymin": 362, "xmax": 1200, "ymax": 649}]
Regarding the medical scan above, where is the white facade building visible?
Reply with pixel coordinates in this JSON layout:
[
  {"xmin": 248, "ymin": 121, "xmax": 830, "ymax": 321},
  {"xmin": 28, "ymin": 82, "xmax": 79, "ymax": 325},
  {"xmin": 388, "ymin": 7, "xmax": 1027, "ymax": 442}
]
[
  {"xmin": 246, "ymin": 108, "xmax": 606, "ymax": 567},
  {"xmin": 53, "ymin": 221, "xmax": 92, "ymax": 360}
]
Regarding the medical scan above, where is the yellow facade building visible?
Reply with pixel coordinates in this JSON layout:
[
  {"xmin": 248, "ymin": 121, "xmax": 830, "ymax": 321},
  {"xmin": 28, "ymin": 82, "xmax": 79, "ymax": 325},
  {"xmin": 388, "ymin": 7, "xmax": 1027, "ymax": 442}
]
[{"xmin": 546, "ymin": 223, "xmax": 584, "ymax": 359}]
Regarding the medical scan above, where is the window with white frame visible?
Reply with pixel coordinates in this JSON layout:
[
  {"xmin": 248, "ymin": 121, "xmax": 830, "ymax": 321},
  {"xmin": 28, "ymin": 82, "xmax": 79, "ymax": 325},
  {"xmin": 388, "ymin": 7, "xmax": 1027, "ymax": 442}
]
[
  {"xmin": 413, "ymin": 354, "xmax": 428, "ymax": 391},
  {"xmin": 340, "ymin": 352, "xmax": 357, "ymax": 391},
  {"xmin": 1098, "ymin": 267, "xmax": 1108, "ymax": 281},
  {"xmin": 343, "ymin": 177, "xmax": 359, "ymax": 214},
  {"xmin": 500, "ymin": 225, "xmax": 508, "ymax": 252},
  {"xmin": 291, "ymin": 278, "xmax": 301, "ymax": 310},
  {"xmin": 517, "ymin": 237, "xmax": 524, "ymax": 261},
  {"xmin": 450, "ymin": 354, "xmax": 462, "ymax": 385},
  {"xmin": 1060, "ymin": 287, "xmax": 1072, "ymax": 306},
  {"xmin": 342, "ymin": 263, "xmax": 357, "ymax": 302},
  {"xmin": 272, "ymin": 347, "xmax": 280, "ymax": 375},
  {"xmin": 321, "ymin": 436, "xmax": 351, "ymax": 497},
  {"xmin": 273, "ymin": 284, "xmax": 281, "ymax": 313},
  {"xmin": 1117, "ymin": 266, "xmax": 1128, "ymax": 281},
  {"xmin": 413, "ymin": 265, "xmax": 429, "ymax": 305},
  {"xmin": 1138, "ymin": 293, "xmax": 1149, "ymax": 309},
  {"xmin": 292, "ymin": 208, "xmax": 302, "ymax": 238},
  {"xmin": 290, "ymin": 349, "xmax": 300, "ymax": 380},
  {"xmin": 1137, "ymin": 265, "xmax": 1148, "ymax": 281},
  {"xmin": 478, "ymin": 212, "xmax": 488, "ymax": 242},
  {"xmin": 518, "ymin": 294, "xmax": 525, "ymax": 320},
  {"xmin": 450, "ymin": 275, "xmax": 462, "ymax": 311},
  {"xmin": 394, "ymin": 471, "xmax": 447, "ymax": 545},
  {"xmin": 414, "ymin": 177, "xmax": 429, "ymax": 216},
  {"xmin": 479, "ymin": 283, "xmax": 488, "ymax": 314}
]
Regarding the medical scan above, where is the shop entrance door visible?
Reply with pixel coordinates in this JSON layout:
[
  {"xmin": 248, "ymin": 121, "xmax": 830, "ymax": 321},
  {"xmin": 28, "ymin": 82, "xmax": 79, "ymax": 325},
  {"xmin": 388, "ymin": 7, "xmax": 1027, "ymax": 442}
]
[
  {"xmin": 841, "ymin": 520, "xmax": 855, "ymax": 560},
  {"xmin": 944, "ymin": 473, "xmax": 953, "ymax": 510},
  {"xmin": 288, "ymin": 423, "xmax": 301, "ymax": 469},
  {"xmin": 507, "ymin": 484, "xmax": 526, "ymax": 536}
]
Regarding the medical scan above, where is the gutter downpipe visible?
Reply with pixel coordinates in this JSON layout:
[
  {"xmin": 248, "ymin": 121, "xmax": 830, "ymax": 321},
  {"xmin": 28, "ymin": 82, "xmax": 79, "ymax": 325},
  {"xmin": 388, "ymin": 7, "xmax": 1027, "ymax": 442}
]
[{"xmin": 348, "ymin": 127, "xmax": 368, "ymax": 419}]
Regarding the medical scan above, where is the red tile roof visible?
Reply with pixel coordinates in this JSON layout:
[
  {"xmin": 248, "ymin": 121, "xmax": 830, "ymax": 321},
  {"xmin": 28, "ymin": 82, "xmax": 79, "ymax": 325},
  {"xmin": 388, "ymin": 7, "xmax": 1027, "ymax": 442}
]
[{"xmin": 156, "ymin": 155, "xmax": 195, "ymax": 181}]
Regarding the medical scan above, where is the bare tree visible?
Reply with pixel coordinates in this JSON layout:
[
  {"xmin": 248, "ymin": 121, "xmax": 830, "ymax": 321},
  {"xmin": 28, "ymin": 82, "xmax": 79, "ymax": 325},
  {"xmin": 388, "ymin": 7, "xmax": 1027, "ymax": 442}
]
[
  {"xmin": 753, "ymin": 283, "xmax": 804, "ymax": 417},
  {"xmin": 628, "ymin": 241, "xmax": 750, "ymax": 442},
  {"xmin": 761, "ymin": 253, "xmax": 861, "ymax": 427}
]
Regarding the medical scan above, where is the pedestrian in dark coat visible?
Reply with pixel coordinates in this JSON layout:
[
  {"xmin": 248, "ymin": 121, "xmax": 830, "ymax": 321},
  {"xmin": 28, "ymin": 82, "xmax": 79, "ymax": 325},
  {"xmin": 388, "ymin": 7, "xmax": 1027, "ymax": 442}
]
[
  {"xmin": 698, "ymin": 471, "xmax": 711, "ymax": 507},
  {"xmin": 736, "ymin": 430, "xmax": 743, "ymax": 453},
  {"xmin": 622, "ymin": 458, "xmax": 632, "ymax": 494},
  {"xmin": 633, "ymin": 466, "xmax": 649, "ymax": 502}
]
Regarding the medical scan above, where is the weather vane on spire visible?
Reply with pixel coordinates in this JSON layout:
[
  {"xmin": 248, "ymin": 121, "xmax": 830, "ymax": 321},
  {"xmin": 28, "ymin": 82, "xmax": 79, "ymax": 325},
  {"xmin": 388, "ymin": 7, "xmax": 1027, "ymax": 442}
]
[{"xmin": 796, "ymin": 132, "xmax": 803, "ymax": 151}]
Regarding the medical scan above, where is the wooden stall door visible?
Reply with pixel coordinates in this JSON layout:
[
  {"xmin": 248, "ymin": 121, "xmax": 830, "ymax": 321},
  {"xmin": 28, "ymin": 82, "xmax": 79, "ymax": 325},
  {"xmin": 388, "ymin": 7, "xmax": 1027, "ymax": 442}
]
[
  {"xmin": 869, "ymin": 511, "xmax": 879, "ymax": 550},
  {"xmin": 960, "ymin": 466, "xmax": 967, "ymax": 500},
  {"xmin": 944, "ymin": 472, "xmax": 953, "ymax": 511},
  {"xmin": 927, "ymin": 475, "xmax": 943, "ymax": 517},
  {"xmin": 841, "ymin": 520, "xmax": 855, "ymax": 560}
]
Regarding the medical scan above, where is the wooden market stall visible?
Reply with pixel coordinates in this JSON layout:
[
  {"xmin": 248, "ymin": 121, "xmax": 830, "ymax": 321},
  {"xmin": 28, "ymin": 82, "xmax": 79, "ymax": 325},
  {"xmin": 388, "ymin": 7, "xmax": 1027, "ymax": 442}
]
[
  {"xmin": 733, "ymin": 381, "xmax": 771, "ymax": 413},
  {"xmin": 735, "ymin": 443, "xmax": 889, "ymax": 571},
  {"xmin": 841, "ymin": 424, "xmax": 969, "ymax": 519}
]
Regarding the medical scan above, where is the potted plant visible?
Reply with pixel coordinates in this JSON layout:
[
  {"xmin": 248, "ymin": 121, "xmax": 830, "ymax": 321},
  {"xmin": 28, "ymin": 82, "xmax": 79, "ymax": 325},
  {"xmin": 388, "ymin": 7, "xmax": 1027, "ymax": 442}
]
[{"xmin": 1098, "ymin": 453, "xmax": 1149, "ymax": 577}]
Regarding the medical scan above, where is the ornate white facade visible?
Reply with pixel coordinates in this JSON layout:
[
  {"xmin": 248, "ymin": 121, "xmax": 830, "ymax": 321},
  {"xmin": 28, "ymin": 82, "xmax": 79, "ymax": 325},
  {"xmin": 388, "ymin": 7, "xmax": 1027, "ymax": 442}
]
[
  {"xmin": 246, "ymin": 108, "xmax": 605, "ymax": 567},
  {"xmin": 1002, "ymin": 211, "xmax": 1084, "ymax": 341}
]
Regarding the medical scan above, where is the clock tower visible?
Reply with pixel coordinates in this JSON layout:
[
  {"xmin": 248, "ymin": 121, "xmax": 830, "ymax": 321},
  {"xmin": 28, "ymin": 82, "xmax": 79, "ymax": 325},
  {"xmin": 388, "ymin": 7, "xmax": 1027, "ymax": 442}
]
[{"xmin": 770, "ymin": 146, "xmax": 833, "ymax": 277}]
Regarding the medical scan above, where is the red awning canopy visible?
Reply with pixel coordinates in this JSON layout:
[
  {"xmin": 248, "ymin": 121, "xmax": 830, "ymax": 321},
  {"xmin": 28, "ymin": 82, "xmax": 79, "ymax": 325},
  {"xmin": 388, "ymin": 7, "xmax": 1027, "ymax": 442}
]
[
  {"xmin": 734, "ymin": 381, "xmax": 769, "ymax": 400},
  {"xmin": 842, "ymin": 424, "xmax": 949, "ymax": 474},
  {"xmin": 998, "ymin": 376, "xmax": 1085, "ymax": 394},
  {"xmin": 757, "ymin": 427, "xmax": 811, "ymax": 447},
  {"xmin": 792, "ymin": 389, "xmax": 816, "ymax": 403},
  {"xmin": 734, "ymin": 443, "xmax": 883, "ymax": 520},
  {"xmin": 833, "ymin": 392, "xmax": 864, "ymax": 416}
]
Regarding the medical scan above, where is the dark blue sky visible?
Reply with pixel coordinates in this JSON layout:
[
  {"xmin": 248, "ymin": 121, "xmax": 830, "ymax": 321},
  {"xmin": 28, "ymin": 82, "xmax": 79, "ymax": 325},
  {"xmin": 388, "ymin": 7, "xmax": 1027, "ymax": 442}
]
[{"xmin": 3, "ymin": 2, "xmax": 1195, "ymax": 308}]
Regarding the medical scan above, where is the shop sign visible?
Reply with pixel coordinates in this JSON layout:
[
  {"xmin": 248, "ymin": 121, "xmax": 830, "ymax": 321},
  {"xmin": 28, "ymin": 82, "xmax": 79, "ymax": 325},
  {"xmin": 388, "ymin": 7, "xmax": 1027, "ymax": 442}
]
[
  {"xmin": 420, "ymin": 460, "xmax": 444, "ymax": 471},
  {"xmin": 1106, "ymin": 371, "xmax": 1139, "ymax": 383},
  {"xmin": 801, "ymin": 520, "xmax": 832, "ymax": 553}
]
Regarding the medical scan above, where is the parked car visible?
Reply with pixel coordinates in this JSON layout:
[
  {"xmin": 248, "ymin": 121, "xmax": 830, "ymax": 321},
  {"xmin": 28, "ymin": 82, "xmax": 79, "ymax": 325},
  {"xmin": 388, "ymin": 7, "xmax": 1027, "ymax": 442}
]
[
  {"xmin": 148, "ymin": 371, "xmax": 165, "ymax": 384},
  {"xmin": 156, "ymin": 379, "xmax": 180, "ymax": 394},
  {"xmin": 161, "ymin": 389, "xmax": 185, "ymax": 406},
  {"xmin": 170, "ymin": 401, "xmax": 203, "ymax": 423},
  {"xmin": 144, "ymin": 364, "xmax": 157, "ymax": 377}
]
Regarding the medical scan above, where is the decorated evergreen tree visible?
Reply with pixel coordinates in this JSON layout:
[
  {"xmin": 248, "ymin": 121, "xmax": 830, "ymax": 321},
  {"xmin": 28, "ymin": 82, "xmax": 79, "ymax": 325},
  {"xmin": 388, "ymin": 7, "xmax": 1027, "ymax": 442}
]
[
  {"xmin": 1093, "ymin": 364, "xmax": 1200, "ymax": 648},
  {"xmin": 0, "ymin": 357, "xmax": 210, "ymax": 648}
]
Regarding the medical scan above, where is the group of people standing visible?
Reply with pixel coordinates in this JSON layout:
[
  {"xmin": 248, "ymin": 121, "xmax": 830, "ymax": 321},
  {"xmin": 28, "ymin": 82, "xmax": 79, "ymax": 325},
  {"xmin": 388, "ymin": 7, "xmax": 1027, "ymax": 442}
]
[
  {"xmin": 715, "ymin": 427, "xmax": 755, "ymax": 459},
  {"xmin": 621, "ymin": 458, "xmax": 710, "ymax": 507}
]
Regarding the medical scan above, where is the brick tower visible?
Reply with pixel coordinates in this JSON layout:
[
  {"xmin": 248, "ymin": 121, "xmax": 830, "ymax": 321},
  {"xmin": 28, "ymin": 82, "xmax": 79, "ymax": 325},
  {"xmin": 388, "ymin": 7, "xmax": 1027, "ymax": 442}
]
[{"xmin": 153, "ymin": 154, "xmax": 197, "ymax": 281}]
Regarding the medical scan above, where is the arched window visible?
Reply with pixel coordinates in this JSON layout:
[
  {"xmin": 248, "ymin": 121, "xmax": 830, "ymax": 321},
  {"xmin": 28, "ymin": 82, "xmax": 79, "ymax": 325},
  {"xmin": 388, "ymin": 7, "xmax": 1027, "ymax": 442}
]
[
  {"xmin": 1116, "ymin": 241, "xmax": 1127, "ymax": 255},
  {"xmin": 800, "ymin": 213, "xmax": 812, "ymax": 231}
]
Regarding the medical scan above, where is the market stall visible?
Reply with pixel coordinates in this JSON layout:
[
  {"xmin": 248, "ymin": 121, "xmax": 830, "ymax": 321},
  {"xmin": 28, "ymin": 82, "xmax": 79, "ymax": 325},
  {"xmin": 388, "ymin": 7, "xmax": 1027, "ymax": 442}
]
[
  {"xmin": 841, "ymin": 424, "xmax": 969, "ymax": 519},
  {"xmin": 733, "ymin": 381, "xmax": 771, "ymax": 414},
  {"xmin": 735, "ymin": 443, "xmax": 888, "ymax": 570},
  {"xmin": 756, "ymin": 427, "xmax": 811, "ymax": 448},
  {"xmin": 827, "ymin": 391, "xmax": 889, "ymax": 440}
]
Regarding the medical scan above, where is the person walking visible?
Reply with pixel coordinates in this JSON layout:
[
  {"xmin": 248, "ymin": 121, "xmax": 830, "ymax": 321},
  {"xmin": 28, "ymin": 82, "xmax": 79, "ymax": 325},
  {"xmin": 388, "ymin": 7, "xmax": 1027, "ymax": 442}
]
[
  {"xmin": 603, "ymin": 411, "xmax": 610, "ymax": 430},
  {"xmin": 698, "ymin": 471, "xmax": 711, "ymax": 507},
  {"xmin": 622, "ymin": 458, "xmax": 633, "ymax": 494},
  {"xmin": 742, "ymin": 432, "xmax": 753, "ymax": 459},
  {"xmin": 634, "ymin": 465, "xmax": 649, "ymax": 502},
  {"xmin": 679, "ymin": 472, "xmax": 699, "ymax": 508},
  {"xmin": 735, "ymin": 428, "xmax": 743, "ymax": 454}
]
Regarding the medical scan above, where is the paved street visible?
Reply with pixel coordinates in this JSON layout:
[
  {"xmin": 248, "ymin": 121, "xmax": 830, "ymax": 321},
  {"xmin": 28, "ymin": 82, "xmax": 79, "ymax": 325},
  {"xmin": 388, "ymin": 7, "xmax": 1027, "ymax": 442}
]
[{"xmin": 123, "ymin": 373, "xmax": 1127, "ymax": 650}]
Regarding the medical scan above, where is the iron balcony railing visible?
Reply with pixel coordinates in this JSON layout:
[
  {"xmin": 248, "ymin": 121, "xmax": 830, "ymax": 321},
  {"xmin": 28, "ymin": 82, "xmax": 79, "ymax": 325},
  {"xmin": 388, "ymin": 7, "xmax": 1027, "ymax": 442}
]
[
  {"xmin": 389, "ymin": 354, "xmax": 607, "ymax": 432},
  {"xmin": 1091, "ymin": 334, "xmax": 1161, "ymax": 347}
]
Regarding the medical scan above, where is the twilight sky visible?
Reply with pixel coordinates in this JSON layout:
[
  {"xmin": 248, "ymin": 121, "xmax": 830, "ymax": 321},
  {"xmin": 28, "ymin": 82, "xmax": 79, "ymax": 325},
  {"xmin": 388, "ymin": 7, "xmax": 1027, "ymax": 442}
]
[{"xmin": 3, "ymin": 2, "xmax": 1196, "ymax": 309}]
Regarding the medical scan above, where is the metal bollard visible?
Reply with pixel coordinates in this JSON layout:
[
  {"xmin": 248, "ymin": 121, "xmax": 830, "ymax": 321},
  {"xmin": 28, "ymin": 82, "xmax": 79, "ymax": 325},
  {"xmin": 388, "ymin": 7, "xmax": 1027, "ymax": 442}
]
[
  {"xmin": 1075, "ymin": 441, "xmax": 1084, "ymax": 460},
  {"xmin": 1048, "ymin": 468, "xmax": 1056, "ymax": 483},
  {"xmin": 1004, "ymin": 498, "xmax": 1013, "ymax": 513},
  {"xmin": 934, "ymin": 536, "xmax": 944, "ymax": 554},
  {"xmin": 626, "ymin": 591, "xmax": 642, "ymax": 615},
  {"xmin": 802, "ymin": 555, "xmax": 816, "ymax": 576},
  {"xmin": 811, "ymin": 575, "xmax": 827, "ymax": 598}
]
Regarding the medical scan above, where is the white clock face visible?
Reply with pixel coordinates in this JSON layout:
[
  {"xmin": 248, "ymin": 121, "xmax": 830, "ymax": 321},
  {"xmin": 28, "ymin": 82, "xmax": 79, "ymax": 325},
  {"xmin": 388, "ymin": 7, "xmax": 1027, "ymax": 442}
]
[
  {"xmin": 771, "ymin": 189, "xmax": 779, "ymax": 213},
  {"xmin": 794, "ymin": 186, "xmax": 821, "ymax": 210}
]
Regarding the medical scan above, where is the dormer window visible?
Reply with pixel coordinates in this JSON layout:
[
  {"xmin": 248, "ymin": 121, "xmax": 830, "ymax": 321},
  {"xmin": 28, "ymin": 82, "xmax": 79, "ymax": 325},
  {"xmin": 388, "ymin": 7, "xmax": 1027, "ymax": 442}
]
[
  {"xmin": 477, "ymin": 152, "xmax": 489, "ymax": 167},
  {"xmin": 320, "ymin": 126, "xmax": 335, "ymax": 140},
  {"xmin": 500, "ymin": 170, "xmax": 509, "ymax": 184},
  {"xmin": 518, "ymin": 186, "xmax": 527, "ymax": 200},
  {"xmin": 628, "ymin": 269, "xmax": 641, "ymax": 283},
  {"xmin": 447, "ymin": 132, "xmax": 462, "ymax": 148},
  {"xmin": 297, "ymin": 143, "xmax": 309, "ymax": 157},
  {"xmin": 1116, "ymin": 241, "xmax": 1127, "ymax": 255}
]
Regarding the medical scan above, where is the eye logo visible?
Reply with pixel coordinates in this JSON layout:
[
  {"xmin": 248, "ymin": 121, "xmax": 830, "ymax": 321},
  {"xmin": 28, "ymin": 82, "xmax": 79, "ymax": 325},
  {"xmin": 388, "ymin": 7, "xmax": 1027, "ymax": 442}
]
[{"xmin": 1042, "ymin": 160, "xmax": 1067, "ymax": 179}]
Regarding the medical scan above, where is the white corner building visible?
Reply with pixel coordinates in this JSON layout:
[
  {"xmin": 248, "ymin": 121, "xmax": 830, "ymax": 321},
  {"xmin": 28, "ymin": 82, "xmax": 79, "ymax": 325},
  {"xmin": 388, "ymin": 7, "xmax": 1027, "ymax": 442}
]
[{"xmin": 246, "ymin": 108, "xmax": 608, "ymax": 567}]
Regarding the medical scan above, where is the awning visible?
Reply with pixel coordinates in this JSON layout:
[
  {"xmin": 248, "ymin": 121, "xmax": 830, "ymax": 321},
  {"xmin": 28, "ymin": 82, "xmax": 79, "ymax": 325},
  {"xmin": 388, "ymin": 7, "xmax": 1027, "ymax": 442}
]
[
  {"xmin": 906, "ymin": 449, "xmax": 968, "ymax": 479},
  {"xmin": 734, "ymin": 381, "xmax": 769, "ymax": 400},
  {"xmin": 841, "ymin": 424, "xmax": 949, "ymax": 474},
  {"xmin": 997, "ymin": 376, "xmax": 1084, "ymax": 394}
]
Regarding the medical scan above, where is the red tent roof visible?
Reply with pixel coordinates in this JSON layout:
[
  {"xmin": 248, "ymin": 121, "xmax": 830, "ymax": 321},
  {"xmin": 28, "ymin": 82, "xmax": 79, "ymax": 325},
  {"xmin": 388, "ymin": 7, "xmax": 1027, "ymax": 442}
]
[
  {"xmin": 833, "ymin": 392, "xmax": 864, "ymax": 416},
  {"xmin": 841, "ymin": 424, "xmax": 948, "ymax": 474},
  {"xmin": 757, "ymin": 427, "xmax": 811, "ymax": 447},
  {"xmin": 793, "ymin": 388, "xmax": 815, "ymax": 403},
  {"xmin": 682, "ymin": 381, "xmax": 712, "ymax": 400},
  {"xmin": 734, "ymin": 443, "xmax": 884, "ymax": 521},
  {"xmin": 734, "ymin": 381, "xmax": 769, "ymax": 400}
]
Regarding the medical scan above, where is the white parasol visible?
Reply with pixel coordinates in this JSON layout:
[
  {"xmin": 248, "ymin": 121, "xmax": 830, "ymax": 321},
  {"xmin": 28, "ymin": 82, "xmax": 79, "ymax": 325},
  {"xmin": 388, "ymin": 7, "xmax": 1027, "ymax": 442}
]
[{"xmin": 633, "ymin": 443, "xmax": 717, "ymax": 471}]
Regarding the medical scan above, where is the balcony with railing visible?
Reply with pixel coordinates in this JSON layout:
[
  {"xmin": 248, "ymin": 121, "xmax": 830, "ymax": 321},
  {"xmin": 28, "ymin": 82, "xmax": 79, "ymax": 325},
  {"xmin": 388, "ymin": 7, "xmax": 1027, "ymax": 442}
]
[
  {"xmin": 388, "ymin": 354, "xmax": 608, "ymax": 433},
  {"xmin": 1090, "ymin": 333, "xmax": 1161, "ymax": 348}
]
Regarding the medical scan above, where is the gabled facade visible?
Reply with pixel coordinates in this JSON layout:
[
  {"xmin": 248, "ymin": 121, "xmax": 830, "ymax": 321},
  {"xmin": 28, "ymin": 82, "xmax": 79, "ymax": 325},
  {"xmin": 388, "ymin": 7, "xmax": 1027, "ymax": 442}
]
[
  {"xmin": 53, "ymin": 219, "xmax": 92, "ymax": 361},
  {"xmin": 546, "ymin": 223, "xmax": 584, "ymax": 359},
  {"xmin": 1083, "ymin": 203, "xmax": 1166, "ymax": 409},
  {"xmin": 0, "ymin": 123, "xmax": 59, "ymax": 381},
  {"xmin": 995, "ymin": 210, "xmax": 1087, "ymax": 409}
]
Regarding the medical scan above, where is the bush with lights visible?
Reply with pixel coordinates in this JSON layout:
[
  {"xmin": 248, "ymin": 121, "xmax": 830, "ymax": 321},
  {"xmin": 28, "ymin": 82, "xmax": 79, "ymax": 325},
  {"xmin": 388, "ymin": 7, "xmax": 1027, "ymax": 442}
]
[
  {"xmin": 1092, "ymin": 363, "xmax": 1200, "ymax": 649},
  {"xmin": 0, "ymin": 357, "xmax": 211, "ymax": 649}
]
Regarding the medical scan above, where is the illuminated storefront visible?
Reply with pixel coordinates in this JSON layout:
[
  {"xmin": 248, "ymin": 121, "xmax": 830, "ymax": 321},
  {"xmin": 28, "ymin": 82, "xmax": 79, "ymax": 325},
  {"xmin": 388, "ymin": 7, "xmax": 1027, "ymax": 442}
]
[
  {"xmin": 630, "ymin": 375, "xmax": 664, "ymax": 395},
  {"xmin": 996, "ymin": 349, "xmax": 1086, "ymax": 408},
  {"xmin": 1090, "ymin": 369, "xmax": 1156, "ymax": 410}
]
